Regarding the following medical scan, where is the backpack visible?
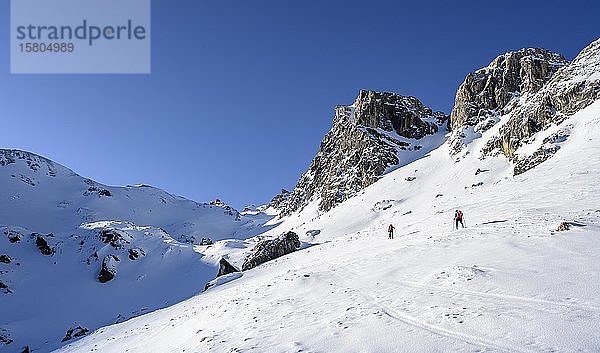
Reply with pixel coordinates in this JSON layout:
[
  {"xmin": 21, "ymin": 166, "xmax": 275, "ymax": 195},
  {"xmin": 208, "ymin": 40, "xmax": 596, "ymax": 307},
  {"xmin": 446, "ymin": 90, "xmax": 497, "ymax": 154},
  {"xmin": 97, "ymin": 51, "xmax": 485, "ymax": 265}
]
[{"xmin": 457, "ymin": 211, "xmax": 463, "ymax": 219}]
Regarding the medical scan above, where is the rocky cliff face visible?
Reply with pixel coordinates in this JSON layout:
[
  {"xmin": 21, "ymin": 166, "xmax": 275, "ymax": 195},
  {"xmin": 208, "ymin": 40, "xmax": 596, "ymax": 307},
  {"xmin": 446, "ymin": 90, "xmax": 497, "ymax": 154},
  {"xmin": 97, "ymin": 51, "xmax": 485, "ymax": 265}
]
[
  {"xmin": 241, "ymin": 231, "xmax": 301, "ymax": 271},
  {"xmin": 450, "ymin": 38, "xmax": 600, "ymax": 175},
  {"xmin": 483, "ymin": 39, "xmax": 600, "ymax": 173},
  {"xmin": 280, "ymin": 90, "xmax": 448, "ymax": 215},
  {"xmin": 449, "ymin": 48, "xmax": 568, "ymax": 154}
]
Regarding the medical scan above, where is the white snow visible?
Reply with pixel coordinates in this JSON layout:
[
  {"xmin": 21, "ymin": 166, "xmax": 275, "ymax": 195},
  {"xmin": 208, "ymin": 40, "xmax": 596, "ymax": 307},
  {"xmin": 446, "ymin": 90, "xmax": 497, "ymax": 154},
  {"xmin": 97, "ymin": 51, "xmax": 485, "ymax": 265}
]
[
  {"xmin": 0, "ymin": 152, "xmax": 278, "ymax": 351},
  {"xmin": 53, "ymin": 100, "xmax": 600, "ymax": 353}
]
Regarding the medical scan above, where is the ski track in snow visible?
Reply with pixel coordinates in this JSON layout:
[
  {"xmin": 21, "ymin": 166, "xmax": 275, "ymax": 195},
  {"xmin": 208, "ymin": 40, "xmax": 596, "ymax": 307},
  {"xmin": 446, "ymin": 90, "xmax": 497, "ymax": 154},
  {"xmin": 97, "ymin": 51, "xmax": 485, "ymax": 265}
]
[{"xmin": 325, "ymin": 264, "xmax": 532, "ymax": 353}]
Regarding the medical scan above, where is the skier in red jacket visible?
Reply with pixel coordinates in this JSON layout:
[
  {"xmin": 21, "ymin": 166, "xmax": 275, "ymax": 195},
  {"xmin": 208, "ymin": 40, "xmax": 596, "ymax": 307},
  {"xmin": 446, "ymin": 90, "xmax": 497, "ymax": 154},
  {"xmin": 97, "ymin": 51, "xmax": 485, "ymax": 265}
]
[{"xmin": 454, "ymin": 210, "xmax": 465, "ymax": 229}]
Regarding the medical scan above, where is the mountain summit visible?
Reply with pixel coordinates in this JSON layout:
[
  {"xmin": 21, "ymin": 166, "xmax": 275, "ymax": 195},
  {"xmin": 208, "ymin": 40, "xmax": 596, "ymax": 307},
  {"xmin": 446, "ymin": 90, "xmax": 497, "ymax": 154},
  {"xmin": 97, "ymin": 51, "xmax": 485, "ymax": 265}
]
[{"xmin": 280, "ymin": 90, "xmax": 448, "ymax": 215}]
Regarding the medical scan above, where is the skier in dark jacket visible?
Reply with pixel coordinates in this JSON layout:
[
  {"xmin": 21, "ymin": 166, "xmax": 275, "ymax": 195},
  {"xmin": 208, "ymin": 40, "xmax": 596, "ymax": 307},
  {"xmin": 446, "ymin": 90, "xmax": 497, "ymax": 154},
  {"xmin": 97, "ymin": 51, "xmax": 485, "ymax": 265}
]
[
  {"xmin": 454, "ymin": 210, "xmax": 464, "ymax": 229},
  {"xmin": 388, "ymin": 224, "xmax": 395, "ymax": 239}
]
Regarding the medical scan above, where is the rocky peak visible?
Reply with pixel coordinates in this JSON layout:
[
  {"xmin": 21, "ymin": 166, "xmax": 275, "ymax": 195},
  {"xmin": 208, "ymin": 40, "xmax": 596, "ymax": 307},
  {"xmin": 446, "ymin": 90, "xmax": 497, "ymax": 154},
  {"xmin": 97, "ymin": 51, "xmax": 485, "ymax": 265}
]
[
  {"xmin": 352, "ymin": 90, "xmax": 447, "ymax": 138},
  {"xmin": 268, "ymin": 189, "xmax": 290, "ymax": 210},
  {"xmin": 209, "ymin": 199, "xmax": 241, "ymax": 220},
  {"xmin": 278, "ymin": 90, "xmax": 448, "ymax": 215},
  {"xmin": 449, "ymin": 48, "xmax": 568, "ymax": 154},
  {"xmin": 481, "ymin": 38, "xmax": 600, "ymax": 174}
]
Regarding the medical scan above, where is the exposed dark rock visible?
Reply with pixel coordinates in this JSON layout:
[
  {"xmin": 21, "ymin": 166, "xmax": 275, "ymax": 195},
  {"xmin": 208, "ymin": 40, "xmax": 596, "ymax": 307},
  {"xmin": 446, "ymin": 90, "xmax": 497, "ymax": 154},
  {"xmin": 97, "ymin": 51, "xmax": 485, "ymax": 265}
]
[
  {"xmin": 199, "ymin": 238, "xmax": 214, "ymax": 246},
  {"xmin": 4, "ymin": 230, "xmax": 21, "ymax": 243},
  {"xmin": 513, "ymin": 145, "xmax": 561, "ymax": 176},
  {"xmin": 557, "ymin": 222, "xmax": 571, "ymax": 232},
  {"xmin": 99, "ymin": 229, "xmax": 129, "ymax": 249},
  {"xmin": 242, "ymin": 231, "xmax": 301, "ymax": 271},
  {"xmin": 449, "ymin": 48, "xmax": 568, "ymax": 154},
  {"xmin": 210, "ymin": 198, "xmax": 225, "ymax": 207},
  {"xmin": 405, "ymin": 176, "xmax": 417, "ymax": 181},
  {"xmin": 480, "ymin": 39, "xmax": 600, "ymax": 173},
  {"xmin": 0, "ymin": 281, "xmax": 7, "ymax": 289},
  {"xmin": 0, "ymin": 329, "xmax": 12, "ymax": 344},
  {"xmin": 512, "ymin": 127, "xmax": 571, "ymax": 176},
  {"xmin": 178, "ymin": 234, "xmax": 196, "ymax": 244},
  {"xmin": 35, "ymin": 235, "xmax": 54, "ymax": 256},
  {"xmin": 21, "ymin": 346, "xmax": 30, "ymax": 353},
  {"xmin": 0, "ymin": 255, "xmax": 11, "ymax": 264},
  {"xmin": 98, "ymin": 255, "xmax": 119, "ymax": 283},
  {"xmin": 475, "ymin": 168, "xmax": 489, "ymax": 175},
  {"xmin": 280, "ymin": 90, "xmax": 448, "ymax": 215},
  {"xmin": 269, "ymin": 189, "xmax": 291, "ymax": 210},
  {"xmin": 61, "ymin": 326, "xmax": 89, "ymax": 342},
  {"xmin": 217, "ymin": 258, "xmax": 239, "ymax": 277},
  {"xmin": 85, "ymin": 186, "xmax": 112, "ymax": 197},
  {"xmin": 209, "ymin": 199, "xmax": 241, "ymax": 220},
  {"xmin": 128, "ymin": 248, "xmax": 145, "ymax": 260},
  {"xmin": 99, "ymin": 189, "xmax": 112, "ymax": 197}
]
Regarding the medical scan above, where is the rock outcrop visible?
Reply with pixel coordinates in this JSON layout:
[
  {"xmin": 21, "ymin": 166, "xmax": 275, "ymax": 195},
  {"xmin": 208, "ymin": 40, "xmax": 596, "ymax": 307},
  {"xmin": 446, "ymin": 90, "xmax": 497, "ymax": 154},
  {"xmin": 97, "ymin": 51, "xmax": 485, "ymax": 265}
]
[
  {"xmin": 482, "ymin": 39, "xmax": 600, "ymax": 174},
  {"xmin": 210, "ymin": 199, "xmax": 242, "ymax": 220},
  {"xmin": 450, "ymin": 38, "xmax": 600, "ymax": 175},
  {"xmin": 279, "ymin": 90, "xmax": 447, "ymax": 215},
  {"xmin": 217, "ymin": 258, "xmax": 239, "ymax": 277},
  {"xmin": 127, "ymin": 248, "xmax": 145, "ymax": 260},
  {"xmin": 99, "ymin": 229, "xmax": 130, "ymax": 249},
  {"xmin": 242, "ymin": 231, "xmax": 301, "ymax": 271},
  {"xmin": 98, "ymin": 255, "xmax": 119, "ymax": 283},
  {"xmin": 61, "ymin": 326, "xmax": 89, "ymax": 342},
  {"xmin": 35, "ymin": 235, "xmax": 54, "ymax": 256},
  {"xmin": 0, "ymin": 329, "xmax": 12, "ymax": 345},
  {"xmin": 4, "ymin": 230, "xmax": 21, "ymax": 243},
  {"xmin": 449, "ymin": 48, "xmax": 568, "ymax": 154},
  {"xmin": 268, "ymin": 189, "xmax": 291, "ymax": 210},
  {"xmin": 0, "ymin": 255, "xmax": 11, "ymax": 264},
  {"xmin": 557, "ymin": 222, "xmax": 571, "ymax": 232}
]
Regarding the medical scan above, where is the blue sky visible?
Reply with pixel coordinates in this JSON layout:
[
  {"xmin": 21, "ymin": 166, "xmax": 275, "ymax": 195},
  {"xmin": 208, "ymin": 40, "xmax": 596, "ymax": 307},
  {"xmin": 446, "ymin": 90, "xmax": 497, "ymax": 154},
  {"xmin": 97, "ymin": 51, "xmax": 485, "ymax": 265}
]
[{"xmin": 1, "ymin": 0, "xmax": 599, "ymax": 209}]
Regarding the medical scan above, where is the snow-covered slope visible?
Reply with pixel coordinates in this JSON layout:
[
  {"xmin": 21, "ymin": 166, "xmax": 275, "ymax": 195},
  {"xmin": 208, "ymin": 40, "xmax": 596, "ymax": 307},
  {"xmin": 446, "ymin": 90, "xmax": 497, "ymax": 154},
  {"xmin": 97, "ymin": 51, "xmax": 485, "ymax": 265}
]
[
  {"xmin": 0, "ymin": 150, "xmax": 278, "ymax": 352},
  {"xmin": 5, "ymin": 38, "xmax": 600, "ymax": 353},
  {"xmin": 0, "ymin": 149, "xmax": 267, "ymax": 240},
  {"xmin": 56, "ymin": 97, "xmax": 600, "ymax": 352}
]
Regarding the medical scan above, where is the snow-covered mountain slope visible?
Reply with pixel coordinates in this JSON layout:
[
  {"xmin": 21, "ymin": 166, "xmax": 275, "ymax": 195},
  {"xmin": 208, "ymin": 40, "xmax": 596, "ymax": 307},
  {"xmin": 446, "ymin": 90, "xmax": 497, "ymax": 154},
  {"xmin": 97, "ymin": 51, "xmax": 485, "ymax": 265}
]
[
  {"xmin": 279, "ymin": 90, "xmax": 448, "ymax": 216},
  {"xmin": 0, "ymin": 150, "xmax": 279, "ymax": 352},
  {"xmin": 56, "ymin": 99, "xmax": 600, "ymax": 352},
  {"xmin": 0, "ymin": 149, "xmax": 271, "ymax": 240},
  {"xmin": 6, "ymin": 37, "xmax": 600, "ymax": 353}
]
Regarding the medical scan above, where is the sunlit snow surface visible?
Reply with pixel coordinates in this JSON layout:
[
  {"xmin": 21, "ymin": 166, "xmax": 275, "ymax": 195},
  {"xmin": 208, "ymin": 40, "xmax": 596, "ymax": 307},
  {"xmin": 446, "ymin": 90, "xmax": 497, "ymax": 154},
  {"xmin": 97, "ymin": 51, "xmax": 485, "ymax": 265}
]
[
  {"xmin": 55, "ymin": 101, "xmax": 600, "ymax": 352},
  {"xmin": 0, "ymin": 151, "xmax": 278, "ymax": 352}
]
